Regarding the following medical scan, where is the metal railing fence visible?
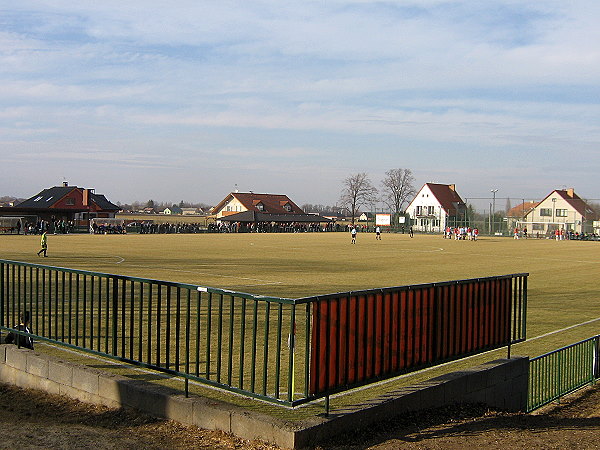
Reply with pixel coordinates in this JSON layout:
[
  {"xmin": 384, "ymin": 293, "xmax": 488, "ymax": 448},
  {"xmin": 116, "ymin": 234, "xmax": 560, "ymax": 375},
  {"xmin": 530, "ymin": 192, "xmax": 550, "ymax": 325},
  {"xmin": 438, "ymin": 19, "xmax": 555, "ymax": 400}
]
[
  {"xmin": 528, "ymin": 335, "xmax": 600, "ymax": 412},
  {"xmin": 1, "ymin": 259, "xmax": 527, "ymax": 408}
]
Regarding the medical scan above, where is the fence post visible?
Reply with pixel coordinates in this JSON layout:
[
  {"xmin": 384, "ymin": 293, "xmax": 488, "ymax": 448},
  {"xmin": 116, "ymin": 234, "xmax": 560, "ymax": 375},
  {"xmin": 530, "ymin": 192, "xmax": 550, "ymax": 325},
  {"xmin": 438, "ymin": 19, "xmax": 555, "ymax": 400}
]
[
  {"xmin": 595, "ymin": 335, "xmax": 600, "ymax": 380},
  {"xmin": 112, "ymin": 277, "xmax": 119, "ymax": 356},
  {"xmin": 0, "ymin": 262, "xmax": 4, "ymax": 328}
]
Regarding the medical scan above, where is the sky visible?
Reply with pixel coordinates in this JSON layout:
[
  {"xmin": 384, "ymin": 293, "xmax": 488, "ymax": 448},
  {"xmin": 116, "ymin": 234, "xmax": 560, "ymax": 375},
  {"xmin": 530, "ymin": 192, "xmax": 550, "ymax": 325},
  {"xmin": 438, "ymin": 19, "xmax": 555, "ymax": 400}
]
[{"xmin": 1, "ymin": 1, "xmax": 599, "ymax": 208}]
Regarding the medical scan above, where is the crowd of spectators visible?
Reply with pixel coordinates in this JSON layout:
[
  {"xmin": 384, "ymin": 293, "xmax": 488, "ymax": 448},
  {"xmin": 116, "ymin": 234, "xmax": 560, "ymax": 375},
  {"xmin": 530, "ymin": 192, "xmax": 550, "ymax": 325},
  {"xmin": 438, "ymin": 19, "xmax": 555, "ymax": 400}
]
[{"xmin": 22, "ymin": 219, "xmax": 75, "ymax": 235}]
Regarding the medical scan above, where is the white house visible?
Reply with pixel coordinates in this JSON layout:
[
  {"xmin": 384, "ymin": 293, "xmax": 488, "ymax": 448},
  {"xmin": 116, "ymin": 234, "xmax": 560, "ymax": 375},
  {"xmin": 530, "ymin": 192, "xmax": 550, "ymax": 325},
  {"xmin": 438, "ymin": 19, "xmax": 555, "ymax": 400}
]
[
  {"xmin": 405, "ymin": 183, "xmax": 467, "ymax": 232},
  {"xmin": 521, "ymin": 188, "xmax": 596, "ymax": 235}
]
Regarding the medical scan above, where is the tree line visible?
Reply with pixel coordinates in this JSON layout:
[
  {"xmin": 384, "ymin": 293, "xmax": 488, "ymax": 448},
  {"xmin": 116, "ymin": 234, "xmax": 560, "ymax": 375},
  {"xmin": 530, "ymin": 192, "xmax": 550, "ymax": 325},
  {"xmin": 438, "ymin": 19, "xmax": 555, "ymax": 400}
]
[{"xmin": 338, "ymin": 168, "xmax": 417, "ymax": 223}]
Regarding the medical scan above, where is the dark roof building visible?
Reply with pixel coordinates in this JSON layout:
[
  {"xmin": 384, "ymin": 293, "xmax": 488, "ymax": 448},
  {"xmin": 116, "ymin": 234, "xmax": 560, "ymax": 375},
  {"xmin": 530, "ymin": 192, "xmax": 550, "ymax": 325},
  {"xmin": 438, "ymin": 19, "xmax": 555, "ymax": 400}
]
[{"xmin": 0, "ymin": 182, "xmax": 119, "ymax": 223}]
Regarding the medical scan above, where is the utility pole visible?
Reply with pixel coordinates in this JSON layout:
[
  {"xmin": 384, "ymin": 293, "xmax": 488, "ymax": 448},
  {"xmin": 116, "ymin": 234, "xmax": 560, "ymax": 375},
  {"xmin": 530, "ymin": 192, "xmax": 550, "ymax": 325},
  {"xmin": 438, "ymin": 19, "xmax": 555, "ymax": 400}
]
[{"xmin": 491, "ymin": 189, "xmax": 498, "ymax": 235}]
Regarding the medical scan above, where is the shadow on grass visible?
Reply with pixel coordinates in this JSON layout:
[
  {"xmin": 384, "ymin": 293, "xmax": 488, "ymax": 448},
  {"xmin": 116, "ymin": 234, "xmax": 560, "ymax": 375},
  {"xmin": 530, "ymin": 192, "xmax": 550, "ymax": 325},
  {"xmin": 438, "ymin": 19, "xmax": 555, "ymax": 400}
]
[{"xmin": 322, "ymin": 385, "xmax": 600, "ymax": 449}]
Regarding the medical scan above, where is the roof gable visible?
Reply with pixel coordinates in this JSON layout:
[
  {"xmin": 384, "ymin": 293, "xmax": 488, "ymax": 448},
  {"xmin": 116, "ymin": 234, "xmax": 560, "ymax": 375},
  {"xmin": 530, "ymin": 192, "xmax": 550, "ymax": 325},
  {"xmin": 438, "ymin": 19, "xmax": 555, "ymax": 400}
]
[
  {"xmin": 408, "ymin": 183, "xmax": 465, "ymax": 214},
  {"xmin": 214, "ymin": 192, "xmax": 305, "ymax": 215},
  {"xmin": 16, "ymin": 185, "xmax": 119, "ymax": 212},
  {"xmin": 507, "ymin": 201, "xmax": 539, "ymax": 218},
  {"xmin": 536, "ymin": 189, "xmax": 591, "ymax": 217}
]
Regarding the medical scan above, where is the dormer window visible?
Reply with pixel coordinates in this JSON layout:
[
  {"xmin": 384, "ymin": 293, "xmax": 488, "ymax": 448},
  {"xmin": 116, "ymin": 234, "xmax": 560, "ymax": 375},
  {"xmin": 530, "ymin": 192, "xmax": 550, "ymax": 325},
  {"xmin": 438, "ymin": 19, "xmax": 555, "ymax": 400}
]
[
  {"xmin": 256, "ymin": 202, "xmax": 264, "ymax": 211},
  {"xmin": 283, "ymin": 203, "xmax": 292, "ymax": 212},
  {"xmin": 66, "ymin": 198, "xmax": 75, "ymax": 206}
]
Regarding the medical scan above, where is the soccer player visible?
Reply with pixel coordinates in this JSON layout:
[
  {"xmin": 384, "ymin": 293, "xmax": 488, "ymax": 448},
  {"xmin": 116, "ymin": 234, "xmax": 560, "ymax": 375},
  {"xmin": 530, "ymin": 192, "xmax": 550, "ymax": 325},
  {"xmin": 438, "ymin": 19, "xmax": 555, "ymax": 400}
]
[{"xmin": 37, "ymin": 231, "xmax": 48, "ymax": 257}]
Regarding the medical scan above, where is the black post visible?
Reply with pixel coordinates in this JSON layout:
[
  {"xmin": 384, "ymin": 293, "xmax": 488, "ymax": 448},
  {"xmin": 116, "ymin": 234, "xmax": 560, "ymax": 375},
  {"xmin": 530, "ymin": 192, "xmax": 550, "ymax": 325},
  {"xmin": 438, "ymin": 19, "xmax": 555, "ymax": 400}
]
[{"xmin": 112, "ymin": 277, "xmax": 119, "ymax": 356}]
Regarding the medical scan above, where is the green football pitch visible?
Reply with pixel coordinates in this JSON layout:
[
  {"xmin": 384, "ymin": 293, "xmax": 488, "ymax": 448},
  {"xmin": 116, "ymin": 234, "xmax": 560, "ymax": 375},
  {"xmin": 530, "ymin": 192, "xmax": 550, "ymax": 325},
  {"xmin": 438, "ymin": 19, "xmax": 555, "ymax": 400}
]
[{"xmin": 2, "ymin": 231, "xmax": 598, "ymax": 356}]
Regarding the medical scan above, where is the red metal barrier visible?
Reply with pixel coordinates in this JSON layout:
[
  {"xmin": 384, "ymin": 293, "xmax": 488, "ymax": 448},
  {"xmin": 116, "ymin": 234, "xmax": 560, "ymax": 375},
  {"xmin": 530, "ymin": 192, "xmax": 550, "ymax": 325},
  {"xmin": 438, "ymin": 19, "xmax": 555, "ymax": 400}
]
[{"xmin": 309, "ymin": 275, "xmax": 523, "ymax": 396}]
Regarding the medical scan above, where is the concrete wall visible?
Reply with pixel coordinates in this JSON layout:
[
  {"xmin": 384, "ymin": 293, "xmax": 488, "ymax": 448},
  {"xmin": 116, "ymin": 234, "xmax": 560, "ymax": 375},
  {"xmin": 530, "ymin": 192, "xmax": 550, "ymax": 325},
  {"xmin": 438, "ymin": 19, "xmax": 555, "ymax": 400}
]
[{"xmin": 0, "ymin": 344, "xmax": 528, "ymax": 449}]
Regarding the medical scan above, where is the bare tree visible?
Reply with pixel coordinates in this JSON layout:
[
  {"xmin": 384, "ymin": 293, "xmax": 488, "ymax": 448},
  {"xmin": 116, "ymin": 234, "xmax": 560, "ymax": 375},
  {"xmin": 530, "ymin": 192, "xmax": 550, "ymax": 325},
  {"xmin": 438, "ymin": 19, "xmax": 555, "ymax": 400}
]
[
  {"xmin": 380, "ymin": 168, "xmax": 416, "ymax": 216},
  {"xmin": 339, "ymin": 173, "xmax": 378, "ymax": 224}
]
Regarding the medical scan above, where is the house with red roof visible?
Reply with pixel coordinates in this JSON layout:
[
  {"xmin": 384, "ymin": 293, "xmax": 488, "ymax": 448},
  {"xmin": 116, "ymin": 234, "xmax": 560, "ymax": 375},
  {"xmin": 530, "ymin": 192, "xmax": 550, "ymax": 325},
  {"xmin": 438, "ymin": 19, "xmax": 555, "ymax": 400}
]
[
  {"xmin": 212, "ymin": 192, "xmax": 305, "ymax": 218},
  {"xmin": 405, "ymin": 183, "xmax": 467, "ymax": 232},
  {"xmin": 0, "ymin": 182, "xmax": 119, "ymax": 226},
  {"xmin": 506, "ymin": 201, "xmax": 539, "ymax": 233},
  {"xmin": 211, "ymin": 192, "xmax": 330, "ymax": 231},
  {"xmin": 521, "ymin": 188, "xmax": 597, "ymax": 235}
]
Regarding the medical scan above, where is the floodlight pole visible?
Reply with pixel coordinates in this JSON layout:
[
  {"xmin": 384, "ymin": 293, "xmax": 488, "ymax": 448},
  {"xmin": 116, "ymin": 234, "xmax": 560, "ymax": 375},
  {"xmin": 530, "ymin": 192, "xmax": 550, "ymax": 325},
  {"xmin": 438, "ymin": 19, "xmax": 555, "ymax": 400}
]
[{"xmin": 491, "ymin": 189, "xmax": 498, "ymax": 235}]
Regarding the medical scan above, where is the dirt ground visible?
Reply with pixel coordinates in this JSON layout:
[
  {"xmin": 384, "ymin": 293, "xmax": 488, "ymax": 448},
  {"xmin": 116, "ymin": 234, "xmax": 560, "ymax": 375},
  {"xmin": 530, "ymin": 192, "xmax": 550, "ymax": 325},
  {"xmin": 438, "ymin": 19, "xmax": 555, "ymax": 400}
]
[{"xmin": 0, "ymin": 382, "xmax": 598, "ymax": 449}]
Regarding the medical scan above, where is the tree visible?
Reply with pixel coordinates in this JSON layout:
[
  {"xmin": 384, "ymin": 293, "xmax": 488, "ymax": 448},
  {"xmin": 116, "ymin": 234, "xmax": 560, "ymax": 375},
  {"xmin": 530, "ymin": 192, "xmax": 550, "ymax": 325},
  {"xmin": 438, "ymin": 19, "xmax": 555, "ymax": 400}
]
[
  {"xmin": 380, "ymin": 168, "xmax": 416, "ymax": 216},
  {"xmin": 339, "ymin": 173, "xmax": 378, "ymax": 224}
]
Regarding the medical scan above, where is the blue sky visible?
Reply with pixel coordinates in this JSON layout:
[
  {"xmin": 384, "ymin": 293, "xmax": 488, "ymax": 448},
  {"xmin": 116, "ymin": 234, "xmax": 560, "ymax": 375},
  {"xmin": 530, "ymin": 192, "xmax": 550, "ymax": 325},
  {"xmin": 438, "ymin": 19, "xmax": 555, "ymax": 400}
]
[{"xmin": 1, "ymin": 1, "xmax": 599, "ymax": 207}]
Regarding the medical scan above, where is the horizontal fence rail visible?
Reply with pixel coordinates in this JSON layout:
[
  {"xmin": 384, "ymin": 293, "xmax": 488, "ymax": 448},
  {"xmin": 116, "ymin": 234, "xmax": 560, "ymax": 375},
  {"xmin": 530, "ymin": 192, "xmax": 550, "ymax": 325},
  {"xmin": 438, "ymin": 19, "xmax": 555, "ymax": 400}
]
[
  {"xmin": 0, "ymin": 259, "xmax": 527, "ymax": 407},
  {"xmin": 528, "ymin": 335, "xmax": 600, "ymax": 412}
]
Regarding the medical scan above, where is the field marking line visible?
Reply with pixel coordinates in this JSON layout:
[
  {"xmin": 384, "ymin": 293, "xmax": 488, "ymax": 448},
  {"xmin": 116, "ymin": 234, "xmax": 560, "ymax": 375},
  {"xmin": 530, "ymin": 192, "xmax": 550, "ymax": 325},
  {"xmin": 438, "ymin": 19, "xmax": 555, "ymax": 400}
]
[
  {"xmin": 526, "ymin": 316, "xmax": 600, "ymax": 343},
  {"xmin": 404, "ymin": 247, "xmax": 444, "ymax": 253},
  {"xmin": 139, "ymin": 265, "xmax": 284, "ymax": 286}
]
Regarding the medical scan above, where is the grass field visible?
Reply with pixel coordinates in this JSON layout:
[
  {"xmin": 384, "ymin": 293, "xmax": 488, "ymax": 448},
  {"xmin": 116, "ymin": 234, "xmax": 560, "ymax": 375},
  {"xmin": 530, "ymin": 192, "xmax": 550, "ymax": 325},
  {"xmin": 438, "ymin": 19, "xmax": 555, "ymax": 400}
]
[{"xmin": 1, "ymin": 231, "xmax": 599, "ymax": 417}]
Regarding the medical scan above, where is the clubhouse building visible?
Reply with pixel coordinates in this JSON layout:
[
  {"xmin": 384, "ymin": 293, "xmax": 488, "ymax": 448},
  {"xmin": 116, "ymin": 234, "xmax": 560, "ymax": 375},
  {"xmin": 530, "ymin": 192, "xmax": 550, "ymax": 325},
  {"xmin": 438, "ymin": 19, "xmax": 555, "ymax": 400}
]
[
  {"xmin": 0, "ymin": 182, "xmax": 119, "ymax": 231},
  {"xmin": 211, "ymin": 192, "xmax": 330, "ymax": 232}
]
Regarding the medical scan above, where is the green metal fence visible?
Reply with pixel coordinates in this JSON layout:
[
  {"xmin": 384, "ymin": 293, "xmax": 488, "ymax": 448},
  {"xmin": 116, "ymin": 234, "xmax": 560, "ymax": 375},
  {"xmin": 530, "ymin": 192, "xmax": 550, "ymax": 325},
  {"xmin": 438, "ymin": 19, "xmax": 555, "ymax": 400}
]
[
  {"xmin": 528, "ymin": 335, "xmax": 600, "ymax": 412},
  {"xmin": 0, "ymin": 259, "xmax": 528, "ymax": 408}
]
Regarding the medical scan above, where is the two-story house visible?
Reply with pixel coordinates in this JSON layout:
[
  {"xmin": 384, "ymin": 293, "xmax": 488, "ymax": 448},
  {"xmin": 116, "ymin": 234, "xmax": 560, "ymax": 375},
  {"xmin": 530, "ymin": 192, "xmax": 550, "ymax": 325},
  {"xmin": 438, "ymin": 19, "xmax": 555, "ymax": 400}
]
[
  {"xmin": 405, "ymin": 183, "xmax": 467, "ymax": 232},
  {"xmin": 523, "ymin": 188, "xmax": 596, "ymax": 235}
]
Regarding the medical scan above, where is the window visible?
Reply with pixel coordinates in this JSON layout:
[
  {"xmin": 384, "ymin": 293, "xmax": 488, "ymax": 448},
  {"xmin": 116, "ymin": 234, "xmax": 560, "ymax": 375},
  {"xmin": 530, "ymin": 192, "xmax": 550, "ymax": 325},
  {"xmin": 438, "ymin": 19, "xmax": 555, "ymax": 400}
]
[
  {"xmin": 415, "ymin": 206, "xmax": 422, "ymax": 215},
  {"xmin": 539, "ymin": 208, "xmax": 552, "ymax": 216},
  {"xmin": 283, "ymin": 203, "xmax": 292, "ymax": 212},
  {"xmin": 555, "ymin": 209, "xmax": 568, "ymax": 217},
  {"xmin": 427, "ymin": 206, "xmax": 435, "ymax": 215},
  {"xmin": 65, "ymin": 198, "xmax": 75, "ymax": 206},
  {"xmin": 256, "ymin": 203, "xmax": 264, "ymax": 211},
  {"xmin": 34, "ymin": 196, "xmax": 43, "ymax": 202}
]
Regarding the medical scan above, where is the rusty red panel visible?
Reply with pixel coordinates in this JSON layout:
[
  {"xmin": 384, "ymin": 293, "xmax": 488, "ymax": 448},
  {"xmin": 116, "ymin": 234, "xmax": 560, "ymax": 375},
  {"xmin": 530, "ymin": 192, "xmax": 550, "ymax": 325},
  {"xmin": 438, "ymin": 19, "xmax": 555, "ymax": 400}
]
[
  {"xmin": 309, "ymin": 276, "xmax": 522, "ymax": 396},
  {"xmin": 346, "ymin": 295, "xmax": 357, "ymax": 385},
  {"xmin": 390, "ymin": 291, "xmax": 400, "ymax": 371}
]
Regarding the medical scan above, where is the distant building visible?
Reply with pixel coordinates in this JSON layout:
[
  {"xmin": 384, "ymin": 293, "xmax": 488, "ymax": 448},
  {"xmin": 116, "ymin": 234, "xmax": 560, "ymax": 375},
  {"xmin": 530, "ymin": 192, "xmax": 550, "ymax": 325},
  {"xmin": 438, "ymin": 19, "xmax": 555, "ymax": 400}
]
[
  {"xmin": 506, "ymin": 201, "xmax": 539, "ymax": 232},
  {"xmin": 521, "ymin": 188, "xmax": 597, "ymax": 235},
  {"xmin": 211, "ymin": 192, "xmax": 305, "ymax": 218},
  {"xmin": 0, "ymin": 182, "xmax": 119, "ymax": 224},
  {"xmin": 405, "ymin": 183, "xmax": 467, "ymax": 232},
  {"xmin": 182, "ymin": 207, "xmax": 202, "ymax": 215},
  {"xmin": 163, "ymin": 205, "xmax": 183, "ymax": 215},
  {"xmin": 212, "ymin": 192, "xmax": 330, "ymax": 230}
]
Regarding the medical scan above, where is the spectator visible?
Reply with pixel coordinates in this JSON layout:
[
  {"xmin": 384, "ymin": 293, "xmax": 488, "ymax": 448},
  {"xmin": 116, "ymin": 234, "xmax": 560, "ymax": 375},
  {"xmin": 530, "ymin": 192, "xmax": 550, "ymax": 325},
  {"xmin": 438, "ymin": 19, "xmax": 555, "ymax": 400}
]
[{"xmin": 4, "ymin": 311, "xmax": 34, "ymax": 350}]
